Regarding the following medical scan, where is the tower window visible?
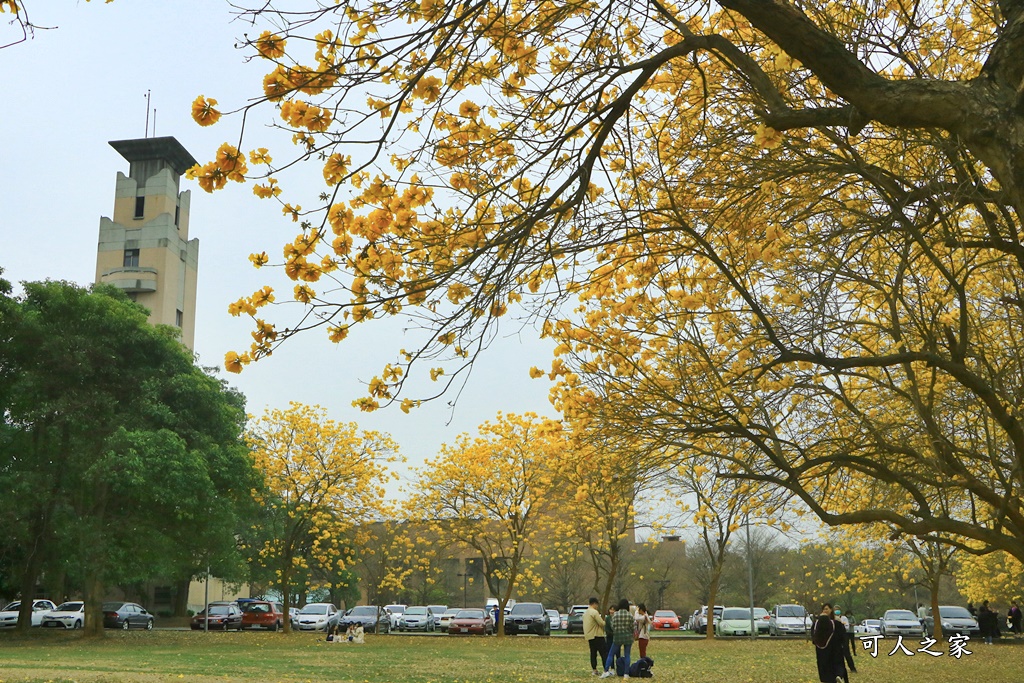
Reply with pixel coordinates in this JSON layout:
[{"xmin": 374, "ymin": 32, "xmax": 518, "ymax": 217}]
[
  {"xmin": 176, "ymin": 310, "xmax": 183, "ymax": 328},
  {"xmin": 123, "ymin": 249, "xmax": 140, "ymax": 268},
  {"xmin": 134, "ymin": 196, "xmax": 145, "ymax": 219},
  {"xmin": 175, "ymin": 204, "xmax": 180, "ymax": 227}
]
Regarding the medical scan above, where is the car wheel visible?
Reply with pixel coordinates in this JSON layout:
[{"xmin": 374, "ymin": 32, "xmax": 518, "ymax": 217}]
[
  {"xmin": 146, "ymin": 620, "xmax": 153, "ymax": 631},
  {"xmin": 272, "ymin": 621, "xmax": 280, "ymax": 632},
  {"xmin": 74, "ymin": 620, "xmax": 82, "ymax": 629},
  {"xmin": 122, "ymin": 619, "xmax": 130, "ymax": 631}
]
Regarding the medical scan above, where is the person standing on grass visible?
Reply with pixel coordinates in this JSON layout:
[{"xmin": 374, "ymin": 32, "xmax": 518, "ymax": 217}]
[
  {"xmin": 583, "ymin": 597, "xmax": 608, "ymax": 676},
  {"xmin": 979, "ymin": 600, "xmax": 996, "ymax": 644},
  {"xmin": 600, "ymin": 599, "xmax": 635, "ymax": 679},
  {"xmin": 634, "ymin": 603, "xmax": 652, "ymax": 660},
  {"xmin": 812, "ymin": 603, "xmax": 847, "ymax": 683}
]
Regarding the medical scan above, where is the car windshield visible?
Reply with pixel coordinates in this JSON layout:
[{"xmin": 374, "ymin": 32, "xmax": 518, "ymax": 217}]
[
  {"xmin": 546, "ymin": 610, "xmax": 559, "ymax": 617},
  {"xmin": 350, "ymin": 606, "xmax": 378, "ymax": 616},
  {"xmin": 428, "ymin": 605, "xmax": 446, "ymax": 614},
  {"xmin": 753, "ymin": 608, "xmax": 769, "ymax": 618},
  {"xmin": 777, "ymin": 605, "xmax": 805, "ymax": 617},
  {"xmin": 387, "ymin": 605, "xmax": 406, "ymax": 614},
  {"xmin": 406, "ymin": 607, "xmax": 427, "ymax": 616},
  {"xmin": 723, "ymin": 608, "xmax": 751, "ymax": 620},
  {"xmin": 55, "ymin": 602, "xmax": 83, "ymax": 612},
  {"xmin": 885, "ymin": 610, "xmax": 916, "ymax": 620},
  {"xmin": 443, "ymin": 609, "xmax": 460, "ymax": 616},
  {"xmin": 299, "ymin": 605, "xmax": 329, "ymax": 615},
  {"xmin": 939, "ymin": 606, "xmax": 973, "ymax": 619},
  {"xmin": 864, "ymin": 619, "xmax": 881, "ymax": 625},
  {"xmin": 208, "ymin": 606, "xmax": 233, "ymax": 615},
  {"xmin": 654, "ymin": 611, "xmax": 676, "ymax": 618},
  {"xmin": 571, "ymin": 606, "xmax": 587, "ymax": 614},
  {"xmin": 457, "ymin": 609, "xmax": 485, "ymax": 619},
  {"xmin": 511, "ymin": 603, "xmax": 544, "ymax": 616},
  {"xmin": 2, "ymin": 602, "xmax": 20, "ymax": 611}
]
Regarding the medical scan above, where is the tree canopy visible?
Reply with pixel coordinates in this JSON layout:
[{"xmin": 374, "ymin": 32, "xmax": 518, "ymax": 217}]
[{"xmin": 191, "ymin": 1, "xmax": 1024, "ymax": 565}]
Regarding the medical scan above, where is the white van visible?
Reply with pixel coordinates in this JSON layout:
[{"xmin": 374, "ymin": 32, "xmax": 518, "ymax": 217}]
[{"xmin": 768, "ymin": 604, "xmax": 808, "ymax": 636}]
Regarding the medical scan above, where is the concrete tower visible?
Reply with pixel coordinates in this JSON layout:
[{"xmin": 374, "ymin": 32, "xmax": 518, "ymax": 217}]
[{"xmin": 95, "ymin": 136, "xmax": 199, "ymax": 349}]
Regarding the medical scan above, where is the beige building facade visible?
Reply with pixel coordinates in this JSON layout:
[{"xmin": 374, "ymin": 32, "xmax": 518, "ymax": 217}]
[{"xmin": 95, "ymin": 137, "xmax": 199, "ymax": 349}]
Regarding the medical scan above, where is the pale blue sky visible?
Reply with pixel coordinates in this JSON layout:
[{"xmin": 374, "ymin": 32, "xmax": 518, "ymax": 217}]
[{"xmin": 0, "ymin": 0, "xmax": 558, "ymax": 481}]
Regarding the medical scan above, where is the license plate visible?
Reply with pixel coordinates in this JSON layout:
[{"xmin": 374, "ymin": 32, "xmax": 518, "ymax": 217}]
[
  {"xmin": 519, "ymin": 625, "xmax": 528, "ymax": 630},
  {"xmin": 461, "ymin": 628, "xmax": 468, "ymax": 633}
]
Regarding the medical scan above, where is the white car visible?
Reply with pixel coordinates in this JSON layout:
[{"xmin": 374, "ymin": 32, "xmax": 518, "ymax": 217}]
[
  {"xmin": 880, "ymin": 609, "xmax": 924, "ymax": 638},
  {"xmin": 294, "ymin": 603, "xmax": 338, "ymax": 631},
  {"xmin": 439, "ymin": 608, "xmax": 460, "ymax": 630},
  {"xmin": 0, "ymin": 599, "xmax": 58, "ymax": 628},
  {"xmin": 384, "ymin": 604, "xmax": 406, "ymax": 629},
  {"xmin": 41, "ymin": 601, "xmax": 86, "ymax": 629}
]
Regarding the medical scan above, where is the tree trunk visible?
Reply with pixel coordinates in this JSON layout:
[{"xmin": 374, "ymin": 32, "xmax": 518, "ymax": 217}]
[
  {"xmin": 281, "ymin": 563, "xmax": 292, "ymax": 634},
  {"xmin": 930, "ymin": 577, "xmax": 942, "ymax": 642},
  {"xmin": 706, "ymin": 566, "xmax": 722, "ymax": 639},
  {"xmin": 83, "ymin": 573, "xmax": 105, "ymax": 637},
  {"xmin": 173, "ymin": 578, "xmax": 191, "ymax": 617}
]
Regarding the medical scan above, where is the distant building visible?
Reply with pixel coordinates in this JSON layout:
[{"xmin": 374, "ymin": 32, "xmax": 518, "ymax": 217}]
[{"xmin": 95, "ymin": 136, "xmax": 199, "ymax": 348}]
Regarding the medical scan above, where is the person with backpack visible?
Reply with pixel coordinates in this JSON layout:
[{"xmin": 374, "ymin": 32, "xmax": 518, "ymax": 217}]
[
  {"xmin": 600, "ymin": 599, "xmax": 634, "ymax": 679},
  {"xmin": 583, "ymin": 597, "xmax": 609, "ymax": 676}
]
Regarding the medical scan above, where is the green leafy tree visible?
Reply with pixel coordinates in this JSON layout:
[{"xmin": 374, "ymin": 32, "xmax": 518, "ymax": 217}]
[{"xmin": 0, "ymin": 279, "xmax": 256, "ymax": 633}]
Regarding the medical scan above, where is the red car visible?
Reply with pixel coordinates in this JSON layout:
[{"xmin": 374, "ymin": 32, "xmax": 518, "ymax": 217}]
[
  {"xmin": 241, "ymin": 600, "xmax": 285, "ymax": 631},
  {"xmin": 651, "ymin": 610, "xmax": 681, "ymax": 630},
  {"xmin": 448, "ymin": 608, "xmax": 495, "ymax": 635},
  {"xmin": 190, "ymin": 603, "xmax": 243, "ymax": 630}
]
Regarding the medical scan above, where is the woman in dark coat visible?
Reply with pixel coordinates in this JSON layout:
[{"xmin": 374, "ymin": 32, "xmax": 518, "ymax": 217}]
[{"xmin": 812, "ymin": 603, "xmax": 848, "ymax": 683}]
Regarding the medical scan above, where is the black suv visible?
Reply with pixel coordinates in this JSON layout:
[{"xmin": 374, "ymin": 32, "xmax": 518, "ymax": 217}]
[{"xmin": 504, "ymin": 602, "xmax": 551, "ymax": 636}]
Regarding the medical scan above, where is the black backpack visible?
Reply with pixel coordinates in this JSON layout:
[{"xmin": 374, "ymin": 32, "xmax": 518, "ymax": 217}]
[{"xmin": 628, "ymin": 657, "xmax": 654, "ymax": 678}]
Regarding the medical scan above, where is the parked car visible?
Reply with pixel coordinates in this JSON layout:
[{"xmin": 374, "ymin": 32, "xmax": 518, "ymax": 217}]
[
  {"xmin": 560, "ymin": 613, "xmax": 568, "ymax": 630},
  {"xmin": 566, "ymin": 604, "xmax": 589, "ymax": 634},
  {"xmin": 294, "ymin": 603, "xmax": 339, "ymax": 632},
  {"xmin": 546, "ymin": 609, "xmax": 561, "ymax": 631},
  {"xmin": 398, "ymin": 605, "xmax": 436, "ymax": 632},
  {"xmin": 384, "ymin": 604, "xmax": 406, "ymax": 629},
  {"xmin": 768, "ymin": 604, "xmax": 808, "ymax": 636},
  {"xmin": 428, "ymin": 604, "xmax": 448, "ymax": 630},
  {"xmin": 340, "ymin": 605, "xmax": 391, "ymax": 634},
  {"xmin": 40, "ymin": 601, "xmax": 85, "ymax": 629},
  {"xmin": 448, "ymin": 608, "xmax": 495, "ymax": 635},
  {"xmin": 651, "ymin": 610, "xmax": 680, "ymax": 630},
  {"xmin": 240, "ymin": 600, "xmax": 285, "ymax": 631},
  {"xmin": 921, "ymin": 605, "xmax": 980, "ymax": 637},
  {"xmin": 752, "ymin": 607, "xmax": 771, "ymax": 634},
  {"xmin": 880, "ymin": 609, "xmax": 924, "ymax": 638},
  {"xmin": 686, "ymin": 609, "xmax": 700, "ymax": 631},
  {"xmin": 103, "ymin": 601, "xmax": 154, "ymax": 630},
  {"xmin": 716, "ymin": 607, "xmax": 756, "ymax": 637},
  {"xmin": 439, "ymin": 608, "xmax": 461, "ymax": 631},
  {"xmin": 0, "ymin": 599, "xmax": 57, "ymax": 628},
  {"xmin": 858, "ymin": 618, "xmax": 882, "ymax": 635},
  {"xmin": 695, "ymin": 605, "xmax": 724, "ymax": 634},
  {"xmin": 504, "ymin": 602, "xmax": 551, "ymax": 636},
  {"xmin": 191, "ymin": 603, "xmax": 243, "ymax": 631}
]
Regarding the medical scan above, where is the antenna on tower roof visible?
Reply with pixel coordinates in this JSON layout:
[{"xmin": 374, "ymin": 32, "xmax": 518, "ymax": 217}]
[{"xmin": 144, "ymin": 90, "xmax": 152, "ymax": 138}]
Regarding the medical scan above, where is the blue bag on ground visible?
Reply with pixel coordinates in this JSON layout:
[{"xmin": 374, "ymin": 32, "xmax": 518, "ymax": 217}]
[{"xmin": 628, "ymin": 656, "xmax": 654, "ymax": 678}]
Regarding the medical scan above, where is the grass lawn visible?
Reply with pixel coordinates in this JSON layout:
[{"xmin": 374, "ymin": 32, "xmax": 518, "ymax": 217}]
[{"xmin": 0, "ymin": 631, "xmax": 1017, "ymax": 683}]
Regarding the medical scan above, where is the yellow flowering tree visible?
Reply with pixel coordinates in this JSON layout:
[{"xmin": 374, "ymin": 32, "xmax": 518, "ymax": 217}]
[
  {"xmin": 412, "ymin": 412, "xmax": 565, "ymax": 634},
  {"xmin": 553, "ymin": 425, "xmax": 660, "ymax": 610},
  {"xmin": 955, "ymin": 547, "xmax": 1024, "ymax": 607},
  {"xmin": 190, "ymin": 2, "xmax": 1024, "ymax": 566},
  {"xmin": 246, "ymin": 402, "xmax": 400, "ymax": 631}
]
